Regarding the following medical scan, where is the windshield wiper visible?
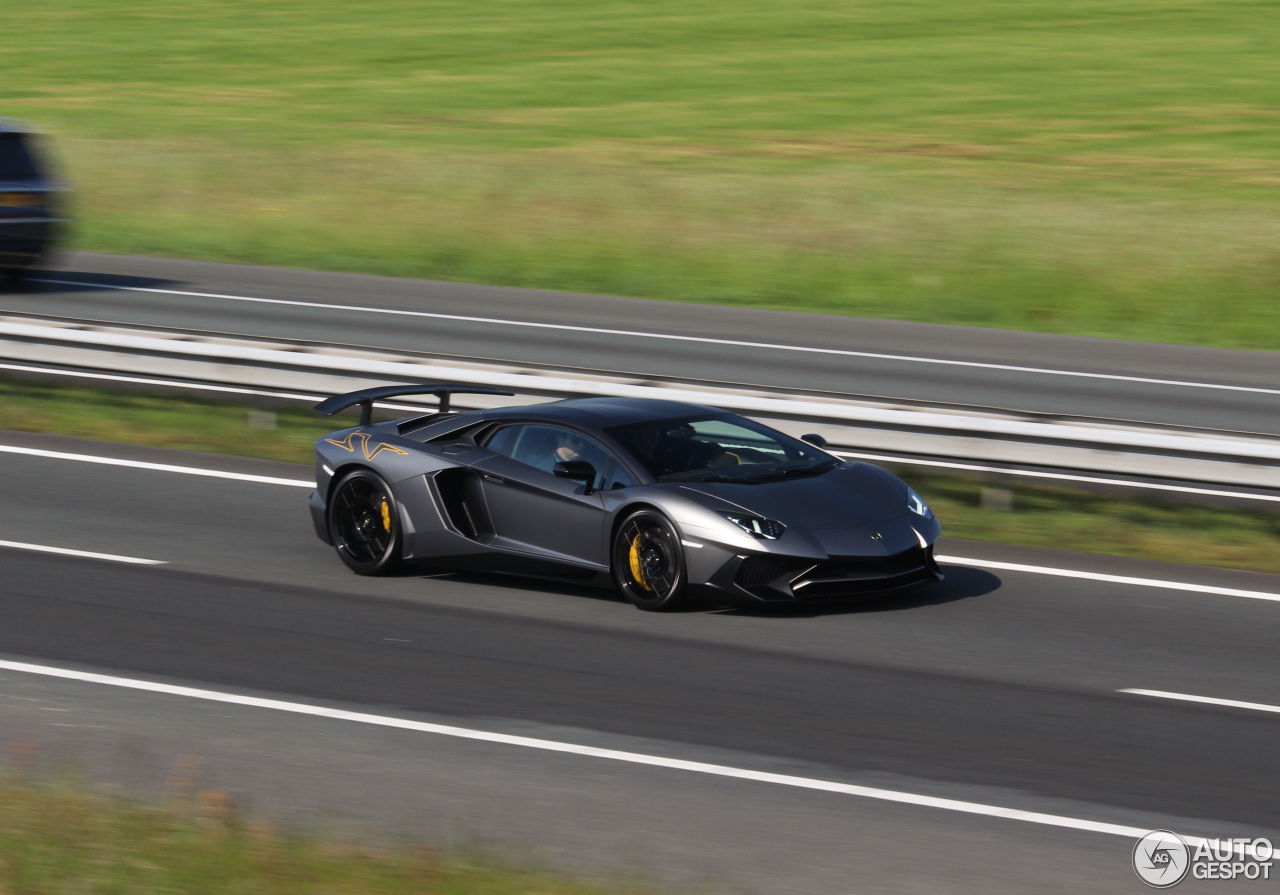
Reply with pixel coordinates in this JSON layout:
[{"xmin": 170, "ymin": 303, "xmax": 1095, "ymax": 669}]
[
  {"xmin": 660, "ymin": 471, "xmax": 752, "ymax": 484},
  {"xmin": 664, "ymin": 460, "xmax": 839, "ymax": 485},
  {"xmin": 740, "ymin": 462, "xmax": 839, "ymax": 484}
]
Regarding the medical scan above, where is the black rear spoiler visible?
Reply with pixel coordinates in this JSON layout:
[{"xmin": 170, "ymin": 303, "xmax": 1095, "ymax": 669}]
[{"xmin": 314, "ymin": 383, "xmax": 515, "ymax": 426}]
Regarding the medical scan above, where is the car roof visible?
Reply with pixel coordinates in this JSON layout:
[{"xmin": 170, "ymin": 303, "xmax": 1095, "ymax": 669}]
[{"xmin": 481, "ymin": 397, "xmax": 725, "ymax": 430}]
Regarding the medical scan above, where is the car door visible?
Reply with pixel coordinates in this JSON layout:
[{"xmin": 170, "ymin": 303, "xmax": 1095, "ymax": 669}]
[{"xmin": 472, "ymin": 424, "xmax": 612, "ymax": 568}]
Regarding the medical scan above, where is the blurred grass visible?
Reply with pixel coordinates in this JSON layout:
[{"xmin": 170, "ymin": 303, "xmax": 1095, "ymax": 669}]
[
  {"xmin": 0, "ymin": 378, "xmax": 333, "ymax": 463},
  {"xmin": 1, "ymin": 376, "xmax": 1276, "ymax": 575},
  {"xmin": 6, "ymin": 0, "xmax": 1280, "ymax": 348},
  {"xmin": 903, "ymin": 469, "xmax": 1280, "ymax": 576},
  {"xmin": 0, "ymin": 778, "xmax": 654, "ymax": 895}
]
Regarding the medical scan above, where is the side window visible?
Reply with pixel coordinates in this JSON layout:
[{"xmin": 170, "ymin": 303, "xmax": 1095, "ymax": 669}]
[
  {"xmin": 486, "ymin": 425, "xmax": 523, "ymax": 457},
  {"xmin": 490, "ymin": 425, "xmax": 613, "ymax": 481},
  {"xmin": 602, "ymin": 460, "xmax": 639, "ymax": 490}
]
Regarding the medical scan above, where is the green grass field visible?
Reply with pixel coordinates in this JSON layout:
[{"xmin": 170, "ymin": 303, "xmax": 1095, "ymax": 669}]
[{"xmin": 8, "ymin": 0, "xmax": 1280, "ymax": 347}]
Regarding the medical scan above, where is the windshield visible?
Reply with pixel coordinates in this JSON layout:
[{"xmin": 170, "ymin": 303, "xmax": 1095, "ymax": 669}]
[
  {"xmin": 0, "ymin": 133, "xmax": 40, "ymax": 181},
  {"xmin": 606, "ymin": 413, "xmax": 838, "ymax": 484}
]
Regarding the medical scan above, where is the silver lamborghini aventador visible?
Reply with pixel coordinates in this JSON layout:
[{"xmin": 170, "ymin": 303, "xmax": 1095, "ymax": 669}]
[{"xmin": 308, "ymin": 384, "xmax": 943, "ymax": 611}]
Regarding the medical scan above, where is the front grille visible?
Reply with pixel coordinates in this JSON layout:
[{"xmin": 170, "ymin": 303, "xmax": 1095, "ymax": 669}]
[
  {"xmin": 737, "ymin": 555, "xmax": 810, "ymax": 589},
  {"xmin": 791, "ymin": 547, "xmax": 935, "ymax": 600}
]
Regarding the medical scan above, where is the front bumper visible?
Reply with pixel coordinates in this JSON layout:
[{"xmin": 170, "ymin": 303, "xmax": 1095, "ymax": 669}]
[
  {"xmin": 709, "ymin": 544, "xmax": 944, "ymax": 603},
  {"xmin": 0, "ymin": 217, "xmax": 61, "ymax": 267}
]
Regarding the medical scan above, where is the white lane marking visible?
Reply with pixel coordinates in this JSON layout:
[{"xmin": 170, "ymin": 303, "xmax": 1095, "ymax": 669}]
[
  {"xmin": 939, "ymin": 555, "xmax": 1280, "ymax": 603},
  {"xmin": 0, "ymin": 540, "xmax": 164, "ymax": 565},
  {"xmin": 33, "ymin": 277, "xmax": 1280, "ymax": 397},
  {"xmin": 0, "ymin": 656, "xmax": 1196, "ymax": 843},
  {"xmin": 834, "ymin": 450, "xmax": 1280, "ymax": 504},
  {"xmin": 5, "ymin": 442, "xmax": 1276, "ymax": 603},
  {"xmin": 0, "ymin": 444, "xmax": 312, "ymax": 488},
  {"xmin": 1122, "ymin": 689, "xmax": 1280, "ymax": 716},
  {"xmin": 0, "ymin": 414, "xmax": 1273, "ymax": 507},
  {"xmin": 0, "ymin": 361, "xmax": 322, "ymax": 402},
  {"xmin": 0, "ymin": 362, "xmax": 447, "ymax": 415}
]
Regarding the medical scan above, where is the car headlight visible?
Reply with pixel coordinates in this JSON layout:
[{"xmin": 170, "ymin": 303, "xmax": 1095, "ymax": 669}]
[
  {"xmin": 719, "ymin": 512, "xmax": 786, "ymax": 539},
  {"xmin": 906, "ymin": 487, "xmax": 933, "ymax": 518}
]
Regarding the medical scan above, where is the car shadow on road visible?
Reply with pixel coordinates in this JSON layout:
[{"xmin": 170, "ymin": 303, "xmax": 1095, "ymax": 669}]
[
  {"xmin": 411, "ymin": 565, "xmax": 1003, "ymax": 618},
  {"xmin": 408, "ymin": 567, "xmax": 631, "ymax": 606},
  {"xmin": 701, "ymin": 565, "xmax": 1003, "ymax": 618},
  {"xmin": 4, "ymin": 267, "xmax": 180, "ymax": 294}
]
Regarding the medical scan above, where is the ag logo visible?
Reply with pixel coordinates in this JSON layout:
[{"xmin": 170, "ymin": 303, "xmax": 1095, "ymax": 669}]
[
  {"xmin": 1133, "ymin": 830, "xmax": 1190, "ymax": 888},
  {"xmin": 325, "ymin": 432, "xmax": 408, "ymax": 461},
  {"xmin": 869, "ymin": 532, "xmax": 883, "ymax": 541}
]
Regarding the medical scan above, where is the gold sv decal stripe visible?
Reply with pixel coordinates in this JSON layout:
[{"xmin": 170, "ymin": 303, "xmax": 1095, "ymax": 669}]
[{"xmin": 324, "ymin": 432, "xmax": 409, "ymax": 461}]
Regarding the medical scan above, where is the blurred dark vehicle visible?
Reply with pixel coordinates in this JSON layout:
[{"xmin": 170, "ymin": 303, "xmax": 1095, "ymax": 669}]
[{"xmin": 0, "ymin": 119, "xmax": 66, "ymax": 282}]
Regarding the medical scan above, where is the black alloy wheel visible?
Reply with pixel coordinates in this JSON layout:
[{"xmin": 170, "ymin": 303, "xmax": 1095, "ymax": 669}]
[
  {"xmin": 328, "ymin": 469, "xmax": 404, "ymax": 575},
  {"xmin": 612, "ymin": 510, "xmax": 687, "ymax": 611}
]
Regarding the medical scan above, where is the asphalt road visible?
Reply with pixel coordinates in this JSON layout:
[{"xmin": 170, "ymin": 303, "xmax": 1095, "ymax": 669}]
[
  {"xmin": 2, "ymin": 429, "xmax": 1279, "ymax": 893},
  {"xmin": 6, "ymin": 252, "xmax": 1278, "ymax": 435}
]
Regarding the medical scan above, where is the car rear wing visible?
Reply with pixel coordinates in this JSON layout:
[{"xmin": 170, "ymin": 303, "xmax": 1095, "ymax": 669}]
[{"xmin": 314, "ymin": 383, "xmax": 515, "ymax": 426}]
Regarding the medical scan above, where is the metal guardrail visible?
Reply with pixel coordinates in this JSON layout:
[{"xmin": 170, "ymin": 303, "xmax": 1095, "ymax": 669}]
[{"xmin": 0, "ymin": 317, "xmax": 1277, "ymax": 489}]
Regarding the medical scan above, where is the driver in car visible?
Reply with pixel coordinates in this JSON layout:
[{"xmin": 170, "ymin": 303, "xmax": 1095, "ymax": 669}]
[{"xmin": 554, "ymin": 431, "xmax": 587, "ymax": 464}]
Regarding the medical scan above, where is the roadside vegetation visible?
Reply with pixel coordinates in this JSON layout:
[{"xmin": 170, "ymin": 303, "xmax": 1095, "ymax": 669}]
[
  {"xmin": 2, "ymin": 376, "xmax": 1276, "ymax": 576},
  {"xmin": 893, "ymin": 468, "xmax": 1280, "ymax": 576},
  {"xmin": 0, "ymin": 778, "xmax": 654, "ymax": 895},
  {"xmin": 0, "ymin": 378, "xmax": 333, "ymax": 464},
  {"xmin": 8, "ymin": 0, "xmax": 1280, "ymax": 349}
]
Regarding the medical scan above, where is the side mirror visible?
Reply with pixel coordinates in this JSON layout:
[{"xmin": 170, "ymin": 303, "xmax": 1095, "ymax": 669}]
[
  {"xmin": 554, "ymin": 460, "xmax": 598, "ymax": 492},
  {"xmin": 801, "ymin": 433, "xmax": 828, "ymax": 448}
]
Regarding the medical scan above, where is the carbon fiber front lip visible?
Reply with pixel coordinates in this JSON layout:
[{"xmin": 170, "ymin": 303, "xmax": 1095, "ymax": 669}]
[{"xmin": 725, "ymin": 545, "xmax": 942, "ymax": 602}]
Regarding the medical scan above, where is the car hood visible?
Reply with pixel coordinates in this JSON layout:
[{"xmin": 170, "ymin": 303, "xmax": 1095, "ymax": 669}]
[{"xmin": 676, "ymin": 462, "xmax": 907, "ymax": 529}]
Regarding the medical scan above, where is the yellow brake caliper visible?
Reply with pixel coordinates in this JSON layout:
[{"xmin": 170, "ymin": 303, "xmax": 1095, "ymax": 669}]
[
  {"xmin": 380, "ymin": 499, "xmax": 391, "ymax": 532},
  {"xmin": 628, "ymin": 534, "xmax": 652, "ymax": 590}
]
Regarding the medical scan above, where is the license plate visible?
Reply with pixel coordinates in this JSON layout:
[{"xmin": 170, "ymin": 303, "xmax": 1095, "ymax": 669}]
[{"xmin": 0, "ymin": 193, "xmax": 41, "ymax": 207}]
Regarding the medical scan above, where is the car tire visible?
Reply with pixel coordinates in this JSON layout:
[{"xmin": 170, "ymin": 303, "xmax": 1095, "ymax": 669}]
[
  {"xmin": 612, "ymin": 509, "xmax": 688, "ymax": 611},
  {"xmin": 327, "ymin": 469, "xmax": 404, "ymax": 576}
]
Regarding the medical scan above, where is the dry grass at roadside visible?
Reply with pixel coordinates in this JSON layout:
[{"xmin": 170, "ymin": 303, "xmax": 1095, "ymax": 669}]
[
  {"xmin": 0, "ymin": 376, "xmax": 1276, "ymax": 577},
  {"xmin": 0, "ymin": 777, "xmax": 657, "ymax": 895}
]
